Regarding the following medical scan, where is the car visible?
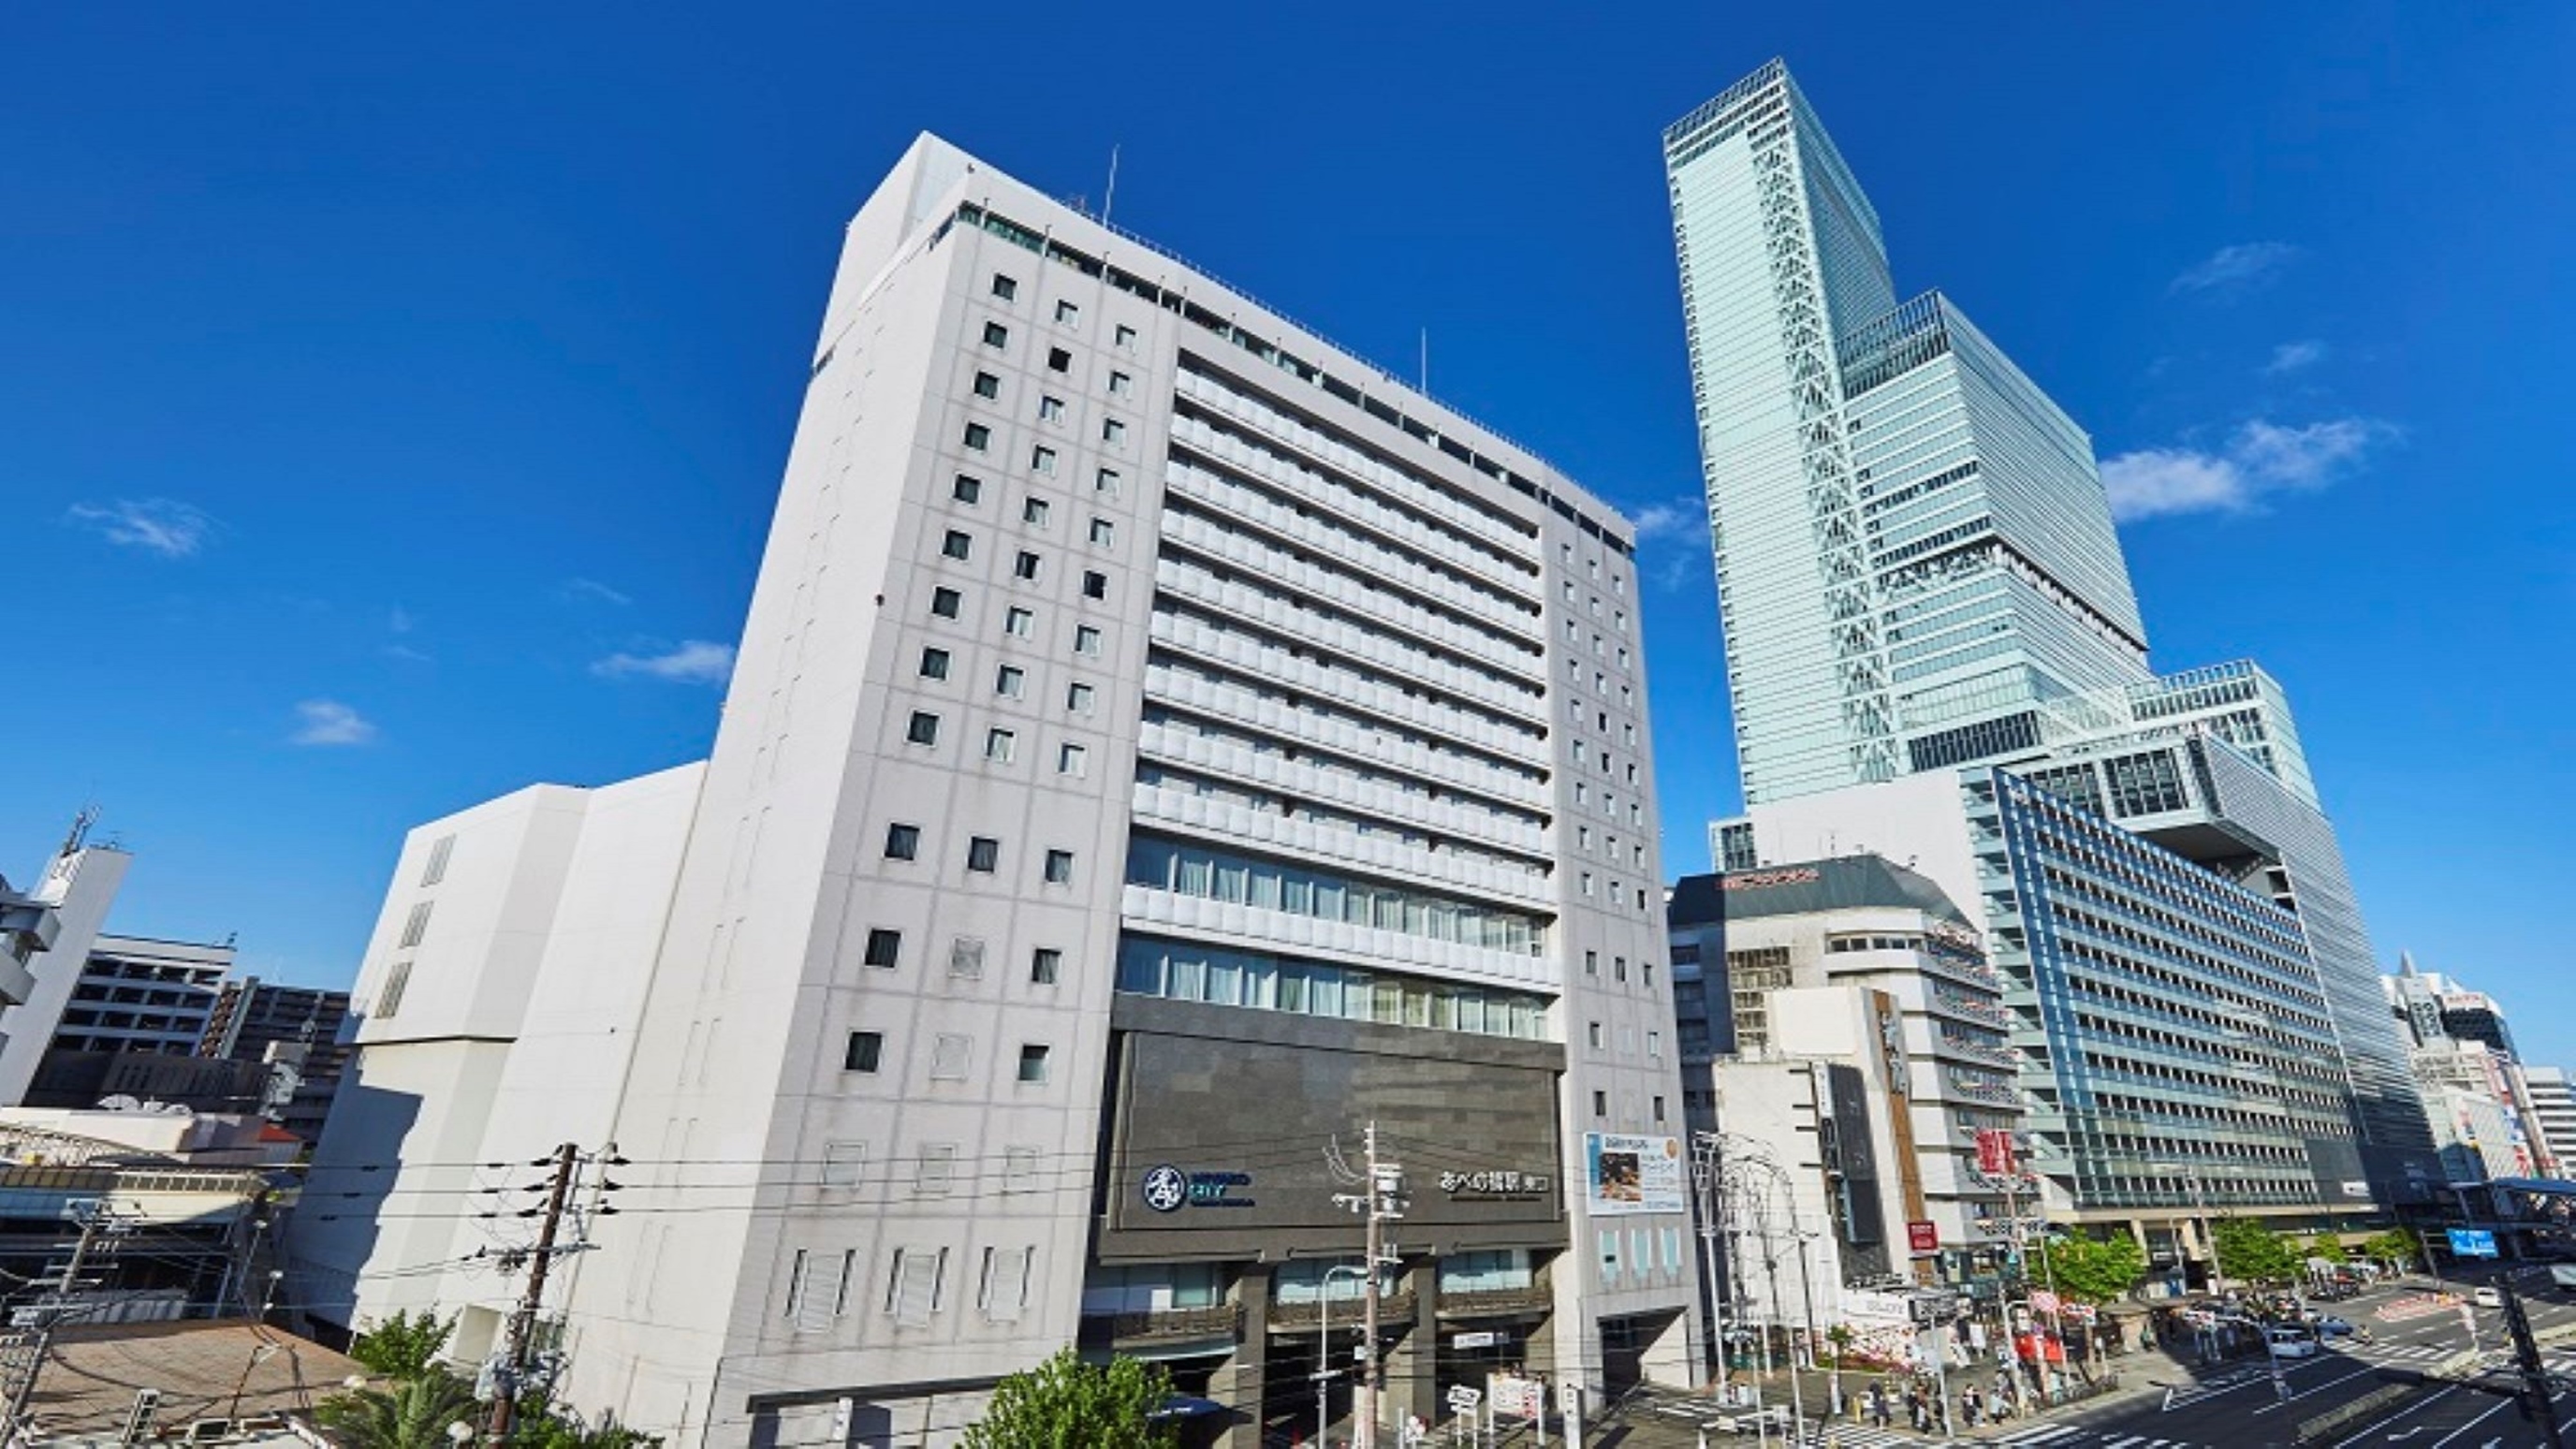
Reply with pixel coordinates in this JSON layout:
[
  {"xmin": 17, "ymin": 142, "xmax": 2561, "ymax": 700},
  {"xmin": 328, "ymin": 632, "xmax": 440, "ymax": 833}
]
[
  {"xmin": 2267, "ymin": 1327, "xmax": 2320, "ymax": 1358},
  {"xmin": 2313, "ymin": 1315, "xmax": 2356, "ymax": 1337},
  {"xmin": 2474, "ymin": 1287, "xmax": 2503, "ymax": 1309}
]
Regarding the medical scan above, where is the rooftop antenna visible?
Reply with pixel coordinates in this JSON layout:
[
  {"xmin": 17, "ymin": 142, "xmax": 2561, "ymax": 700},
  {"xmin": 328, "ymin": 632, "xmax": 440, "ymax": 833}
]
[
  {"xmin": 1101, "ymin": 143, "xmax": 1121, "ymax": 228},
  {"xmin": 57, "ymin": 804, "xmax": 98, "ymax": 861},
  {"xmin": 1419, "ymin": 328, "xmax": 1429, "ymax": 394}
]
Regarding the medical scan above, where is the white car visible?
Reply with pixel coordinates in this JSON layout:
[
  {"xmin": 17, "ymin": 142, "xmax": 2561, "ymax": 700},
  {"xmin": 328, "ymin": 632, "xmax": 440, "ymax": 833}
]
[
  {"xmin": 2474, "ymin": 1287, "xmax": 2503, "ymax": 1309},
  {"xmin": 2267, "ymin": 1327, "xmax": 2320, "ymax": 1358}
]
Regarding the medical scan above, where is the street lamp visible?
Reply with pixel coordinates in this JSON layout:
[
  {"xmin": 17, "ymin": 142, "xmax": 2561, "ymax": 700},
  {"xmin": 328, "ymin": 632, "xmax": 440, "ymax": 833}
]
[{"xmin": 1318, "ymin": 1263, "xmax": 1368, "ymax": 1449}]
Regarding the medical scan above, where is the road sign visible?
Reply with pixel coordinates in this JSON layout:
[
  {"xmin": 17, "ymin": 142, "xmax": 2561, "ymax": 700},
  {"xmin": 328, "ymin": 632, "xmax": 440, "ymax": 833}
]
[
  {"xmin": 2028, "ymin": 1289, "xmax": 2060, "ymax": 1315},
  {"xmin": 2450, "ymin": 1228, "xmax": 2500, "ymax": 1258},
  {"xmin": 1908, "ymin": 1220, "xmax": 1939, "ymax": 1253},
  {"xmin": 1445, "ymin": 1386, "xmax": 1483, "ymax": 1412}
]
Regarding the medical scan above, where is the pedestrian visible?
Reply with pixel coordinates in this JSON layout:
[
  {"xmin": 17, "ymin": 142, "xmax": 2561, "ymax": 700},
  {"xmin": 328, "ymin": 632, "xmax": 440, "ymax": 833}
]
[
  {"xmin": 1908, "ymin": 1386, "xmax": 1926, "ymax": 1432},
  {"xmin": 1961, "ymin": 1384, "xmax": 1983, "ymax": 1427}
]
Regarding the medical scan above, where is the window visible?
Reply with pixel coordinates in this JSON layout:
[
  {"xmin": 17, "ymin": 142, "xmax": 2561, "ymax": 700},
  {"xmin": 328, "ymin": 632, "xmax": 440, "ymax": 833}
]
[
  {"xmin": 916, "ymin": 1143, "xmax": 958, "ymax": 1194},
  {"xmin": 1591, "ymin": 1090, "xmax": 1607, "ymax": 1116},
  {"xmin": 904, "ymin": 710, "xmax": 941, "ymax": 747},
  {"xmin": 1017, "ymin": 1044, "xmax": 1052, "ymax": 1084},
  {"xmin": 1047, "ymin": 346, "xmax": 1071, "ymax": 373},
  {"xmin": 419, "ymin": 835, "xmax": 454, "ymax": 886},
  {"xmin": 1014, "ymin": 550, "xmax": 1042, "ymax": 581},
  {"xmin": 1588, "ymin": 1020, "xmax": 1603, "ymax": 1048},
  {"xmin": 1038, "ymin": 395, "xmax": 1065, "ymax": 422},
  {"xmin": 918, "ymin": 646, "xmax": 951, "ymax": 681},
  {"xmin": 942, "ymin": 529, "xmax": 973, "ymax": 560},
  {"xmin": 1055, "ymin": 300, "xmax": 1079, "ymax": 324},
  {"xmin": 1102, "ymin": 418, "xmax": 1126, "ymax": 445},
  {"xmin": 962, "ymin": 421, "xmax": 991, "ymax": 451},
  {"xmin": 972, "ymin": 371, "xmax": 1000, "ymax": 400},
  {"xmin": 887, "ymin": 1246, "xmax": 942, "ymax": 1325},
  {"xmin": 884, "ymin": 823, "xmax": 921, "ymax": 860},
  {"xmin": 929, "ymin": 1035, "xmax": 971, "ymax": 1081},
  {"xmin": 1647, "ymin": 1030, "xmax": 1661, "ymax": 1059},
  {"xmin": 1615, "ymin": 956, "xmax": 1628, "ymax": 983},
  {"xmin": 1108, "ymin": 371, "xmax": 1133, "ymax": 398},
  {"xmin": 990, "ymin": 274, "xmax": 1017, "ymax": 300},
  {"xmin": 1081, "ymin": 570, "xmax": 1107, "ymax": 600},
  {"xmin": 967, "ymin": 836, "xmax": 1001, "ymax": 873},
  {"xmin": 844, "ymin": 1031, "xmax": 884, "ymax": 1073},
  {"xmin": 1074, "ymin": 624, "xmax": 1103, "ymax": 656},
  {"xmin": 1031, "ymin": 947, "xmax": 1062, "ymax": 985},
  {"xmin": 948, "ymin": 937, "xmax": 985, "ymax": 979},
  {"xmin": 984, "ymin": 727, "xmax": 1016, "ymax": 763},
  {"xmin": 1004, "ymin": 606, "xmax": 1034, "ymax": 637},
  {"xmin": 1585, "ymin": 950, "xmax": 1598, "ymax": 976},
  {"xmin": 376, "ymin": 960, "xmax": 413, "ymax": 1019},
  {"xmin": 400, "ymin": 901, "xmax": 433, "ymax": 949},
  {"xmin": 1095, "ymin": 467, "xmax": 1120, "ymax": 497},
  {"xmin": 979, "ymin": 1245, "xmax": 1032, "ymax": 1323},
  {"xmin": 1057, "ymin": 742, "xmax": 1087, "ymax": 777},
  {"xmin": 952, "ymin": 473, "xmax": 983, "ymax": 505},
  {"xmin": 862, "ymin": 929, "xmax": 901, "ymax": 969},
  {"xmin": 1115, "ymin": 323, "xmax": 1136, "ymax": 348},
  {"xmin": 982, "ymin": 321, "xmax": 1008, "ymax": 347},
  {"xmin": 1030, "ymin": 445, "xmax": 1056, "ymax": 475},
  {"xmin": 1067, "ymin": 681, "xmax": 1095, "ymax": 714},
  {"xmin": 995, "ymin": 665, "xmax": 1025, "ymax": 698},
  {"xmin": 1022, "ymin": 496, "xmax": 1052, "ymax": 526},
  {"xmin": 1089, "ymin": 518, "xmax": 1115, "ymax": 546},
  {"xmin": 1653, "ymin": 1094, "xmax": 1667, "ymax": 1123},
  {"xmin": 1600, "ymin": 1231, "xmax": 1621, "ymax": 1287},
  {"xmin": 1044, "ymin": 849, "xmax": 1075, "ymax": 885},
  {"xmin": 821, "ymin": 1142, "xmax": 867, "ymax": 1189},
  {"xmin": 930, "ymin": 587, "xmax": 962, "ymax": 620},
  {"xmin": 1004, "ymin": 1148, "xmax": 1040, "ymax": 1193}
]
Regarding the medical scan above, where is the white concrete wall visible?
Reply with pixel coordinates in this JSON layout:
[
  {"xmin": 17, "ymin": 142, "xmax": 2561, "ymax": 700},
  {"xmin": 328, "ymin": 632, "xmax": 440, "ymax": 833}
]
[{"xmin": 0, "ymin": 846, "xmax": 131, "ymax": 1103}]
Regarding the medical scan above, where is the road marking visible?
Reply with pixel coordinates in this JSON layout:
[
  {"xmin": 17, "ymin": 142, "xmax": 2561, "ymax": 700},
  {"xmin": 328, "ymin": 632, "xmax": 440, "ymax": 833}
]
[
  {"xmin": 2102, "ymin": 1437, "xmax": 2144, "ymax": 1448},
  {"xmin": 2253, "ymin": 1364, "xmax": 2392, "ymax": 1413},
  {"xmin": 2427, "ymin": 1391, "xmax": 2519, "ymax": 1448},
  {"xmin": 2328, "ymin": 1384, "xmax": 2456, "ymax": 1448},
  {"xmin": 1996, "ymin": 1428, "xmax": 2083, "ymax": 1445}
]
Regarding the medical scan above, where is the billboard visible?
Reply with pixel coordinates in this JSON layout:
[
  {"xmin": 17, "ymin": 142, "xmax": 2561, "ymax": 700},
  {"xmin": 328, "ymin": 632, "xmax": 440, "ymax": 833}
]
[
  {"xmin": 2449, "ymin": 1228, "xmax": 2499, "ymax": 1258},
  {"xmin": 1583, "ymin": 1133, "xmax": 1685, "ymax": 1215},
  {"xmin": 1976, "ymin": 1129, "xmax": 2016, "ymax": 1176}
]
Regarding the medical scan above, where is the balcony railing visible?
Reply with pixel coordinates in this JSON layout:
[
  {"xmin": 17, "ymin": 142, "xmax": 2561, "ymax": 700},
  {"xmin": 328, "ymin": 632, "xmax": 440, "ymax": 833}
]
[
  {"xmin": 1085, "ymin": 1303, "xmax": 1243, "ymax": 1342},
  {"xmin": 1437, "ymin": 1285, "xmax": 1553, "ymax": 1319},
  {"xmin": 1269, "ymin": 1292, "xmax": 1417, "ymax": 1330}
]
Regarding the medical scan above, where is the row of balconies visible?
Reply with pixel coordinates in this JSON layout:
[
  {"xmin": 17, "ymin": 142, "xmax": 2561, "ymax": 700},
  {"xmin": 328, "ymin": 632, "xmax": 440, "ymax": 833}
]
[
  {"xmin": 1149, "ymin": 609, "xmax": 1543, "ymax": 761},
  {"xmin": 1136, "ymin": 719, "xmax": 1547, "ymax": 858},
  {"xmin": 1119, "ymin": 886, "xmax": 1555, "ymax": 990},
  {"xmin": 1129, "ymin": 782, "xmax": 1555, "ymax": 907},
  {"xmin": 1142, "ymin": 662, "xmax": 1551, "ymax": 811}
]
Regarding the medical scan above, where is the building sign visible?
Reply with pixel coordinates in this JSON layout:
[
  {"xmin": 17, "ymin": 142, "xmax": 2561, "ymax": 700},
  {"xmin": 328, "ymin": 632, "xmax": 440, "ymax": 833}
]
[
  {"xmin": 2341, "ymin": 1179, "xmax": 2372, "ymax": 1199},
  {"xmin": 2449, "ymin": 1228, "xmax": 2499, "ymax": 1258},
  {"xmin": 1140, "ymin": 1164, "xmax": 1254, "ymax": 1212},
  {"xmin": 1440, "ymin": 1168, "xmax": 1551, "ymax": 1201},
  {"xmin": 1583, "ymin": 1133, "xmax": 1684, "ymax": 1215},
  {"xmin": 1451, "ymin": 1330, "xmax": 1505, "ymax": 1351},
  {"xmin": 1976, "ymin": 1130, "xmax": 2015, "ymax": 1176},
  {"xmin": 1907, "ymin": 1220, "xmax": 1939, "ymax": 1253},
  {"xmin": 1722, "ymin": 867, "xmax": 1822, "ymax": 891},
  {"xmin": 1487, "ymin": 1374, "xmax": 1544, "ymax": 1418}
]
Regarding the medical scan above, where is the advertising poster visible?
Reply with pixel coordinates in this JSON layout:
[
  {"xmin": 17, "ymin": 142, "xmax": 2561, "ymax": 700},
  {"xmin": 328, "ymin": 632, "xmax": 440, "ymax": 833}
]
[{"xmin": 1583, "ymin": 1132, "xmax": 1684, "ymax": 1215}]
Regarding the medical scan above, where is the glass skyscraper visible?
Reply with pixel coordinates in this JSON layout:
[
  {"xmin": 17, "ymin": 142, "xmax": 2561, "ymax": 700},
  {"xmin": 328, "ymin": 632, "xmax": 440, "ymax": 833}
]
[{"xmin": 1669, "ymin": 61, "xmax": 2437, "ymax": 1208}]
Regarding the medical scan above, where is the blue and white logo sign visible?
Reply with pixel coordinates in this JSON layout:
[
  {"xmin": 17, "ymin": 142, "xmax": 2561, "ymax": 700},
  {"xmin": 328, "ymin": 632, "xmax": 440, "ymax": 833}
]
[
  {"xmin": 2449, "ymin": 1228, "xmax": 2499, "ymax": 1258},
  {"xmin": 1142, "ymin": 1164, "xmax": 1190, "ymax": 1213}
]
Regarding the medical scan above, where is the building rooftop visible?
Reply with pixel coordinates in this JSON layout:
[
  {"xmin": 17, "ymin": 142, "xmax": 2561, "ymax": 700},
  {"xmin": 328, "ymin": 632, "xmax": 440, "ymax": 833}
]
[
  {"xmin": 1669, "ymin": 854, "xmax": 1972, "ymax": 929},
  {"xmin": 22, "ymin": 1320, "xmax": 364, "ymax": 1442}
]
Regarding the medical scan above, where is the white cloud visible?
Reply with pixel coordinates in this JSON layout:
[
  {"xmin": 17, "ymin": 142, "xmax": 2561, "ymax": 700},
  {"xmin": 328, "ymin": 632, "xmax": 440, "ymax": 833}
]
[
  {"xmin": 2169, "ymin": 242, "xmax": 2302, "ymax": 298},
  {"xmin": 593, "ymin": 639, "xmax": 735, "ymax": 685},
  {"xmin": 1626, "ymin": 497, "xmax": 1704, "ymax": 543},
  {"xmin": 388, "ymin": 606, "xmax": 417, "ymax": 635},
  {"xmin": 66, "ymin": 497, "xmax": 217, "ymax": 558},
  {"xmin": 2102, "ymin": 417, "xmax": 2400, "ymax": 522},
  {"xmin": 290, "ymin": 699, "xmax": 378, "ymax": 747},
  {"xmin": 561, "ymin": 578, "xmax": 633, "ymax": 607},
  {"xmin": 382, "ymin": 643, "xmax": 433, "ymax": 665},
  {"xmin": 2262, "ymin": 340, "xmax": 2329, "ymax": 376}
]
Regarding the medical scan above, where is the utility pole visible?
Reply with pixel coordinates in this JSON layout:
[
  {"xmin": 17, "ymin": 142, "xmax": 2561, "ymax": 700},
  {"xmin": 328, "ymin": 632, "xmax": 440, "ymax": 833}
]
[
  {"xmin": 1356, "ymin": 1123, "xmax": 1402, "ymax": 1449},
  {"xmin": 485, "ymin": 1144, "xmax": 579, "ymax": 1447},
  {"xmin": 4, "ymin": 1199, "xmax": 128, "ymax": 1439}
]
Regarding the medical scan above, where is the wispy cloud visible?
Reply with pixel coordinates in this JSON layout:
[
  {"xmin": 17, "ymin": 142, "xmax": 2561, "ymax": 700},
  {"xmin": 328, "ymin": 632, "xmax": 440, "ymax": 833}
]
[
  {"xmin": 2169, "ymin": 242, "xmax": 2302, "ymax": 299},
  {"xmin": 2101, "ymin": 417, "xmax": 2400, "ymax": 522},
  {"xmin": 290, "ymin": 699, "xmax": 378, "ymax": 746},
  {"xmin": 2262, "ymin": 340, "xmax": 2329, "ymax": 376},
  {"xmin": 1627, "ymin": 497, "xmax": 1703, "ymax": 543},
  {"xmin": 388, "ymin": 606, "xmax": 417, "ymax": 635},
  {"xmin": 593, "ymin": 639, "xmax": 735, "ymax": 686},
  {"xmin": 382, "ymin": 643, "xmax": 433, "ymax": 665},
  {"xmin": 561, "ymin": 578, "xmax": 633, "ymax": 607},
  {"xmin": 66, "ymin": 498, "xmax": 218, "ymax": 558}
]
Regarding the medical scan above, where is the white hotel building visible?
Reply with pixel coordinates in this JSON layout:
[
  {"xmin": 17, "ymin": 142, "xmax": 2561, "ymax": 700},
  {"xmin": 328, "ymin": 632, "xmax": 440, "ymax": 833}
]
[{"xmin": 298, "ymin": 137, "xmax": 1700, "ymax": 1445}]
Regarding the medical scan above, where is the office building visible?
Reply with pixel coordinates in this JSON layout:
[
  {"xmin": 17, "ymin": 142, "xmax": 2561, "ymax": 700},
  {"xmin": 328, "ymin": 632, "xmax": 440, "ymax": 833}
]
[
  {"xmin": 14, "ymin": 934, "xmax": 273, "ymax": 1117},
  {"xmin": 199, "ymin": 979, "xmax": 354, "ymax": 1144},
  {"xmin": 2522, "ymin": 1067, "xmax": 2576, "ymax": 1182},
  {"xmin": 0, "ymin": 820, "xmax": 132, "ymax": 1098},
  {"xmin": 2387, "ymin": 959, "xmax": 2554, "ymax": 1180},
  {"xmin": 299, "ymin": 136, "xmax": 1698, "ymax": 1445},
  {"xmin": 1664, "ymin": 60, "xmax": 2436, "ymax": 1210}
]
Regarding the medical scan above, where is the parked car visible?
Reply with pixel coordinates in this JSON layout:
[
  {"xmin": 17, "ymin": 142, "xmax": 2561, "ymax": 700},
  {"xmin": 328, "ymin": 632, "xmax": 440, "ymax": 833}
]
[
  {"xmin": 2267, "ymin": 1327, "xmax": 2321, "ymax": 1358},
  {"xmin": 2474, "ymin": 1287, "xmax": 2503, "ymax": 1309},
  {"xmin": 2313, "ymin": 1315, "xmax": 2356, "ymax": 1337}
]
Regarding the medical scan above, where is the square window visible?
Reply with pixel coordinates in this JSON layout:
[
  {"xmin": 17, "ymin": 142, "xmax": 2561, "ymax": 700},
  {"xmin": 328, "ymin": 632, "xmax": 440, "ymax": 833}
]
[
  {"xmin": 1108, "ymin": 371, "xmax": 1133, "ymax": 398},
  {"xmin": 917, "ymin": 647, "xmax": 951, "ymax": 681},
  {"xmin": 967, "ymin": 836, "xmax": 1001, "ymax": 873},
  {"xmin": 995, "ymin": 665, "xmax": 1025, "ymax": 698},
  {"xmin": 1017, "ymin": 1043, "xmax": 1052, "ymax": 1084},
  {"xmin": 845, "ymin": 1031, "xmax": 885, "ymax": 1073},
  {"xmin": 1038, "ymin": 395, "xmax": 1065, "ymax": 422},
  {"xmin": 1043, "ymin": 849, "xmax": 1075, "ymax": 885},
  {"xmin": 1031, "ymin": 947, "xmax": 1061, "ymax": 985},
  {"xmin": 930, "ymin": 587, "xmax": 962, "ymax": 620},
  {"xmin": 862, "ymin": 929, "xmax": 900, "ymax": 969},
  {"xmin": 952, "ymin": 474, "xmax": 983, "ymax": 505},
  {"xmin": 990, "ymin": 274, "xmax": 1017, "ymax": 300},
  {"xmin": 1047, "ymin": 346, "xmax": 1072, "ymax": 373},
  {"xmin": 962, "ymin": 422, "xmax": 990, "ymax": 451},
  {"xmin": 972, "ymin": 371, "xmax": 1000, "ymax": 400},
  {"xmin": 1031, "ymin": 446, "xmax": 1056, "ymax": 475},
  {"xmin": 1074, "ymin": 625, "xmax": 1102, "ymax": 657},
  {"xmin": 1055, "ymin": 300, "xmax": 1078, "ymax": 325},
  {"xmin": 1014, "ymin": 550, "xmax": 1042, "ymax": 581},
  {"xmin": 884, "ymin": 823, "xmax": 921, "ymax": 860},
  {"xmin": 984, "ymin": 727, "xmax": 1016, "ymax": 763},
  {"xmin": 904, "ymin": 711, "xmax": 941, "ymax": 747},
  {"xmin": 1082, "ymin": 570, "xmax": 1108, "ymax": 600},
  {"xmin": 982, "ymin": 320, "xmax": 1009, "ymax": 347},
  {"xmin": 1057, "ymin": 742, "xmax": 1087, "ymax": 777},
  {"xmin": 1022, "ymin": 497, "xmax": 1051, "ymax": 526},
  {"xmin": 1089, "ymin": 519, "xmax": 1115, "ymax": 546},
  {"xmin": 1115, "ymin": 323, "xmax": 1136, "ymax": 348},
  {"xmin": 1101, "ymin": 418, "xmax": 1125, "ymax": 445},
  {"xmin": 1066, "ymin": 681, "xmax": 1095, "ymax": 713},
  {"xmin": 941, "ymin": 529, "xmax": 973, "ymax": 560},
  {"xmin": 1004, "ymin": 606, "xmax": 1034, "ymax": 638},
  {"xmin": 1095, "ymin": 467, "xmax": 1120, "ymax": 497}
]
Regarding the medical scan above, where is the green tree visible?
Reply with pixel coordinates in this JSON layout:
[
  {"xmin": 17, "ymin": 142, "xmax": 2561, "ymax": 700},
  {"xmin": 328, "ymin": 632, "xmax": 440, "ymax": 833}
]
[
  {"xmin": 348, "ymin": 1310, "xmax": 458, "ymax": 1383},
  {"xmin": 2042, "ymin": 1233, "xmax": 2147, "ymax": 1306},
  {"xmin": 960, "ymin": 1348, "xmax": 1176, "ymax": 1449},
  {"xmin": 2310, "ymin": 1235, "xmax": 2350, "ymax": 1266},
  {"xmin": 314, "ymin": 1374, "xmax": 478, "ymax": 1449},
  {"xmin": 2213, "ymin": 1218, "xmax": 2300, "ymax": 1286},
  {"xmin": 511, "ymin": 1405, "xmax": 662, "ymax": 1449},
  {"xmin": 2363, "ymin": 1228, "xmax": 2422, "ymax": 1272}
]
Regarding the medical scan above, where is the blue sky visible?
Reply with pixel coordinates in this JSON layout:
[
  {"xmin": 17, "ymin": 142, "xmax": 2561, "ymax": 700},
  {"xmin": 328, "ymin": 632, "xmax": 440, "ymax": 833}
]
[{"xmin": 5, "ymin": 7, "xmax": 2570, "ymax": 1056}]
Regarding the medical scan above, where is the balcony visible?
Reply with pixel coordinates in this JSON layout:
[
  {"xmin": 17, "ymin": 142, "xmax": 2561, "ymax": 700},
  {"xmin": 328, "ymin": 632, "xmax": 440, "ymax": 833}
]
[
  {"xmin": 1084, "ymin": 1303, "xmax": 1244, "ymax": 1345},
  {"xmin": 1437, "ymin": 1285, "xmax": 1553, "ymax": 1319},
  {"xmin": 1269, "ymin": 1292, "xmax": 1417, "ymax": 1331}
]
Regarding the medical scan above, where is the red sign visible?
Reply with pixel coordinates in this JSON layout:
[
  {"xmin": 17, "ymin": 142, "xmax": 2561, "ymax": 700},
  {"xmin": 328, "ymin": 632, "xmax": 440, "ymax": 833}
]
[
  {"xmin": 1977, "ymin": 1129, "xmax": 2015, "ymax": 1176},
  {"xmin": 1907, "ymin": 1220, "xmax": 1939, "ymax": 1253}
]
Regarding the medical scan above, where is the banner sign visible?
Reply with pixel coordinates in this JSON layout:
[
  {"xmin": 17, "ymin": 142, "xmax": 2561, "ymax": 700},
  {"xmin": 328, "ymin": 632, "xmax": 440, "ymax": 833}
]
[
  {"xmin": 1976, "ymin": 1129, "xmax": 2015, "ymax": 1176},
  {"xmin": 1907, "ymin": 1220, "xmax": 1939, "ymax": 1253},
  {"xmin": 1583, "ymin": 1133, "xmax": 1684, "ymax": 1215}
]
